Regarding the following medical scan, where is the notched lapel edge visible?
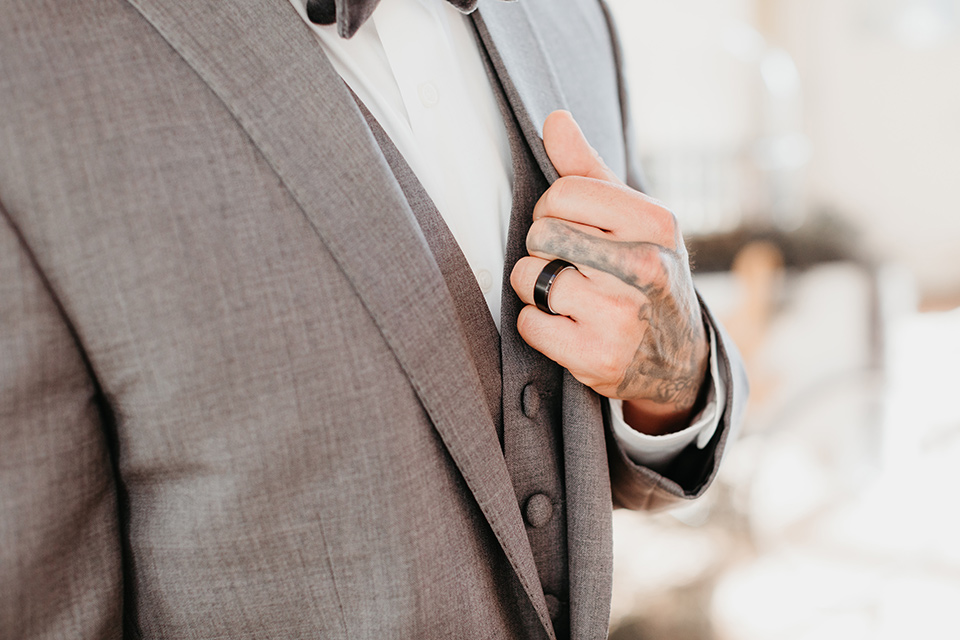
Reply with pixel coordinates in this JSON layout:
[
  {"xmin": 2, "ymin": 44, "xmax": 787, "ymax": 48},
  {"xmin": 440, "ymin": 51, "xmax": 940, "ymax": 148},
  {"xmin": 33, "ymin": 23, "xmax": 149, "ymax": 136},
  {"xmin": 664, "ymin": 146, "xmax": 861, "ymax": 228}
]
[{"xmin": 121, "ymin": 1, "xmax": 552, "ymax": 633}]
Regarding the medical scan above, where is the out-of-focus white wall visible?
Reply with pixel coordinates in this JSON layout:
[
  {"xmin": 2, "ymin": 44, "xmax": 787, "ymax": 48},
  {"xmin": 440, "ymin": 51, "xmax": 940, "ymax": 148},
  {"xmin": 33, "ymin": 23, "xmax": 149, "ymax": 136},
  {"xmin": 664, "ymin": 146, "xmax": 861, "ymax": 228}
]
[
  {"xmin": 607, "ymin": 0, "xmax": 960, "ymax": 299},
  {"xmin": 771, "ymin": 0, "xmax": 960, "ymax": 299},
  {"xmin": 603, "ymin": 3, "xmax": 960, "ymax": 639},
  {"xmin": 605, "ymin": 0, "xmax": 760, "ymax": 149}
]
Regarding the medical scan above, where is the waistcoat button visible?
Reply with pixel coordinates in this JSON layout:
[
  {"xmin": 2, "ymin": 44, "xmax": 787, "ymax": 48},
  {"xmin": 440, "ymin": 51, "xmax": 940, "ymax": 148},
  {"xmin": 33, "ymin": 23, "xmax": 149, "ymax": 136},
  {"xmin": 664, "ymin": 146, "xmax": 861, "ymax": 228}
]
[
  {"xmin": 521, "ymin": 383, "xmax": 540, "ymax": 418},
  {"xmin": 524, "ymin": 493, "xmax": 553, "ymax": 528}
]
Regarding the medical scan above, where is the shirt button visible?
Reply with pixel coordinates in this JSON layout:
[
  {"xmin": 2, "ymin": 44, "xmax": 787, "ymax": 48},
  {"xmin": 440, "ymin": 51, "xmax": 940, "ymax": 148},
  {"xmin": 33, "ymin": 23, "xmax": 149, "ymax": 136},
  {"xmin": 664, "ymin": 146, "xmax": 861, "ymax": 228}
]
[
  {"xmin": 476, "ymin": 269, "xmax": 493, "ymax": 293},
  {"xmin": 418, "ymin": 81, "xmax": 439, "ymax": 108},
  {"xmin": 524, "ymin": 493, "xmax": 553, "ymax": 528},
  {"xmin": 521, "ymin": 383, "xmax": 540, "ymax": 418}
]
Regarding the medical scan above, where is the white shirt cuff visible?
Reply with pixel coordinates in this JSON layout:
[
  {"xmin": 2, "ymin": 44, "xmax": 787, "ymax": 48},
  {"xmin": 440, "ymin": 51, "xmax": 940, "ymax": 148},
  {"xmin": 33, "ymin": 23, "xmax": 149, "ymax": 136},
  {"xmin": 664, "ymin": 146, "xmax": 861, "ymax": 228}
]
[{"xmin": 608, "ymin": 322, "xmax": 726, "ymax": 473}]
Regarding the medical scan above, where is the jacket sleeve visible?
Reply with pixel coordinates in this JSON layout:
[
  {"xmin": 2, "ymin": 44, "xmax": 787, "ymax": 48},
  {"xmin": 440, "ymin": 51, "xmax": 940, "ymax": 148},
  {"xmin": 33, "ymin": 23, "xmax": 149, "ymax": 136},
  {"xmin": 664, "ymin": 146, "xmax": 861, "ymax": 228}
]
[
  {"xmin": 597, "ymin": 0, "xmax": 750, "ymax": 510},
  {"xmin": 606, "ymin": 304, "xmax": 749, "ymax": 510},
  {"xmin": 0, "ymin": 207, "xmax": 124, "ymax": 639}
]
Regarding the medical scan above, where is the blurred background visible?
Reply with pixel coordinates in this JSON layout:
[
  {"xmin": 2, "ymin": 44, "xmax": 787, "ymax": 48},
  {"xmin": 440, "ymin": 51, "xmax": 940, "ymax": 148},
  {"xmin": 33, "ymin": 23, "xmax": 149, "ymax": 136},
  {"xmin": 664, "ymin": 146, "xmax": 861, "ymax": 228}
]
[{"xmin": 603, "ymin": 0, "xmax": 960, "ymax": 638}]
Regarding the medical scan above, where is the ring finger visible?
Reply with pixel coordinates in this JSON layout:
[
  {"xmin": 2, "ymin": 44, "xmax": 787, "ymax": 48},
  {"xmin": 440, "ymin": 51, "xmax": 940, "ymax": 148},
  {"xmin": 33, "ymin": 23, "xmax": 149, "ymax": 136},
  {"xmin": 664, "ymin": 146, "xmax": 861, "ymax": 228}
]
[{"xmin": 510, "ymin": 256, "xmax": 592, "ymax": 319}]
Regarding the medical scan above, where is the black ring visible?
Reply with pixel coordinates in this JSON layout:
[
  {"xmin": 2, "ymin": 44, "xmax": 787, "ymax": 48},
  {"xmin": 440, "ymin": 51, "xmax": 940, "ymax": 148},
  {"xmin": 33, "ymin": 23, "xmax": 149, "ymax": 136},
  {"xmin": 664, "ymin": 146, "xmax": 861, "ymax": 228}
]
[{"xmin": 534, "ymin": 259, "xmax": 577, "ymax": 315}]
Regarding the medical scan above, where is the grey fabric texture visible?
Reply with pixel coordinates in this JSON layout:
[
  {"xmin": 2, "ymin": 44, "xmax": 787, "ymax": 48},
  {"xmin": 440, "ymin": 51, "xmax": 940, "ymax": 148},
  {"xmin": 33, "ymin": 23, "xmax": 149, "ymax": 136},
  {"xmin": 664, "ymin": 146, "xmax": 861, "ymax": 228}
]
[
  {"xmin": 354, "ymin": 87, "xmax": 562, "ymax": 640},
  {"xmin": 487, "ymin": 58, "xmax": 573, "ymax": 638},
  {"xmin": 0, "ymin": 206, "xmax": 125, "ymax": 639},
  {"xmin": 0, "ymin": 0, "xmax": 747, "ymax": 638},
  {"xmin": 350, "ymin": 91, "xmax": 505, "ymax": 444},
  {"xmin": 477, "ymin": 31, "xmax": 580, "ymax": 636}
]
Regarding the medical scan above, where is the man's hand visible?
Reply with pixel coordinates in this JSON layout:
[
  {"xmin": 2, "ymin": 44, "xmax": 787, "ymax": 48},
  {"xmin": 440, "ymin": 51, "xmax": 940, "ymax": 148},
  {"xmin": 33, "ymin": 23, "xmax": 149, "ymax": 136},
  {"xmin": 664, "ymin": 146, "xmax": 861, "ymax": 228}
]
[{"xmin": 510, "ymin": 111, "xmax": 709, "ymax": 435}]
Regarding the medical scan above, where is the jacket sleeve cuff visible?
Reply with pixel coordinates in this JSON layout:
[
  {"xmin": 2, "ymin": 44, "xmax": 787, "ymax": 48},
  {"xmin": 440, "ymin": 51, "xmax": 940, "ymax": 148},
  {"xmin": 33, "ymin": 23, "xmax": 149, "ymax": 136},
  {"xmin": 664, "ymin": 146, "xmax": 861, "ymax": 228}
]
[{"xmin": 607, "ymin": 322, "xmax": 726, "ymax": 473}]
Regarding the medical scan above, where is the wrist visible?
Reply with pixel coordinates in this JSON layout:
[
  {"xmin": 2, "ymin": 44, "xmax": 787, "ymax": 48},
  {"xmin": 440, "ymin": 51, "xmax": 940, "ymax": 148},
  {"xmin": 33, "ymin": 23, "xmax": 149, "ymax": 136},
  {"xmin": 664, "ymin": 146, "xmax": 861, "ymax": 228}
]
[
  {"xmin": 621, "ymin": 398, "xmax": 696, "ymax": 436},
  {"xmin": 621, "ymin": 344, "xmax": 710, "ymax": 436}
]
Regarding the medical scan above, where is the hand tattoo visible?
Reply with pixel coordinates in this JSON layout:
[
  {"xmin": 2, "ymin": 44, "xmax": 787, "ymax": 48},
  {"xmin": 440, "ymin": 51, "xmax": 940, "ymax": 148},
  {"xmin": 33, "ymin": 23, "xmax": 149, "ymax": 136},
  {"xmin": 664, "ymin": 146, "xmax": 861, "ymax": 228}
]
[{"xmin": 528, "ymin": 218, "xmax": 708, "ymax": 411}]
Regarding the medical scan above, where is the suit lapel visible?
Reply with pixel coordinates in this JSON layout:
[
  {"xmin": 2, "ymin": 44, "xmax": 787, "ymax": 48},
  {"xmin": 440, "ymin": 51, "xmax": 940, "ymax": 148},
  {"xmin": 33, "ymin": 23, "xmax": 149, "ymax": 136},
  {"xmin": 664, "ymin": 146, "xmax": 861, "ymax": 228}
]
[
  {"xmin": 123, "ymin": 0, "xmax": 552, "ymax": 634},
  {"xmin": 473, "ymin": 0, "xmax": 569, "ymax": 185},
  {"xmin": 474, "ymin": 4, "xmax": 615, "ymax": 638}
]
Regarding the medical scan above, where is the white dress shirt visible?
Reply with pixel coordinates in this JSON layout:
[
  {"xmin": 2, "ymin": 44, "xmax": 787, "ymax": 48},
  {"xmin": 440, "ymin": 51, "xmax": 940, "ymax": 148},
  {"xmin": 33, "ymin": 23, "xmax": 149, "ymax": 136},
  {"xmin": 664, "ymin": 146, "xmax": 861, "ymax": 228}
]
[{"xmin": 287, "ymin": 0, "xmax": 724, "ymax": 468}]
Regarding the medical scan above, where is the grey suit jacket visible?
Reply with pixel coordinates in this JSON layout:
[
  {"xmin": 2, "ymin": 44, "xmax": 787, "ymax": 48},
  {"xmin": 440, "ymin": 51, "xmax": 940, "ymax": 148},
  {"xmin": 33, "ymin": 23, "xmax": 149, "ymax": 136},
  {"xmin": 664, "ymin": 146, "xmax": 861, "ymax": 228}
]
[{"xmin": 0, "ymin": 0, "xmax": 747, "ymax": 638}]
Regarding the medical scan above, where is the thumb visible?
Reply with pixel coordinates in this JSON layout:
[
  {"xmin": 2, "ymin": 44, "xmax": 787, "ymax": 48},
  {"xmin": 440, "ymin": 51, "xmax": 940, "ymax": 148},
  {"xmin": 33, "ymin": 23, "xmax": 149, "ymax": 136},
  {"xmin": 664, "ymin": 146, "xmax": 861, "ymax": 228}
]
[{"xmin": 542, "ymin": 110, "xmax": 622, "ymax": 184}]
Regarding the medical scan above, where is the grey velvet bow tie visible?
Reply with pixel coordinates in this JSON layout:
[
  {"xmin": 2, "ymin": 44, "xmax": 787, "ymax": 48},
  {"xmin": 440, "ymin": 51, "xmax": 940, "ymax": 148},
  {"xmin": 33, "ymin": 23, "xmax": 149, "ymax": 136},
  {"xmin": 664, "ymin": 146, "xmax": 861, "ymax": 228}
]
[{"xmin": 306, "ymin": 0, "xmax": 481, "ymax": 39}]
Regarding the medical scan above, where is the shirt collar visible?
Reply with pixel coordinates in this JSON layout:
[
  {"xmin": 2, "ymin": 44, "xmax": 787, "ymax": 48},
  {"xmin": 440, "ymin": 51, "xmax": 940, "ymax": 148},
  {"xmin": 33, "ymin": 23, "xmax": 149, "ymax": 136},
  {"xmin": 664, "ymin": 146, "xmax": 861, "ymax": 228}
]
[{"xmin": 306, "ymin": 0, "xmax": 482, "ymax": 38}]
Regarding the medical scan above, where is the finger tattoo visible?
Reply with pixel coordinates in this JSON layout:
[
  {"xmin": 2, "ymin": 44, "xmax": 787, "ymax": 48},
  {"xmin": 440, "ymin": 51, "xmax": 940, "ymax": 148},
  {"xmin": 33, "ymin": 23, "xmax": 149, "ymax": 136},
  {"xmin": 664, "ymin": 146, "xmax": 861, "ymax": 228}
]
[{"xmin": 530, "ymin": 220, "xmax": 707, "ymax": 408}]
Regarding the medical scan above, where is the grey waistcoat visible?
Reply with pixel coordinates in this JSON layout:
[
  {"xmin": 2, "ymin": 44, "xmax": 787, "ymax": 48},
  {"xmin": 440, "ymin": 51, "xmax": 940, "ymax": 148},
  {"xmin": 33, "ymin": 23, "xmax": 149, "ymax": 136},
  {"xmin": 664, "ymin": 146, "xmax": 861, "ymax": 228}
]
[{"xmin": 353, "ymin": 37, "xmax": 572, "ymax": 636}]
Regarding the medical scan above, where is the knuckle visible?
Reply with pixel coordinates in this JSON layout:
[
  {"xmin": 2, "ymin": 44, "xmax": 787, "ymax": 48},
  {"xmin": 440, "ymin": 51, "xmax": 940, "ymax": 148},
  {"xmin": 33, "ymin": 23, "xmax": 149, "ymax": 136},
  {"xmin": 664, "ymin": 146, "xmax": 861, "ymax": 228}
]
[
  {"xmin": 629, "ymin": 249, "xmax": 661, "ymax": 283},
  {"xmin": 547, "ymin": 175, "xmax": 592, "ymax": 211},
  {"xmin": 516, "ymin": 306, "xmax": 539, "ymax": 338},
  {"xmin": 509, "ymin": 261, "xmax": 525, "ymax": 292},
  {"xmin": 513, "ymin": 257, "xmax": 544, "ymax": 295},
  {"xmin": 526, "ymin": 218, "xmax": 548, "ymax": 252},
  {"xmin": 540, "ymin": 176, "xmax": 569, "ymax": 214},
  {"xmin": 529, "ymin": 216, "xmax": 571, "ymax": 254},
  {"xmin": 650, "ymin": 208, "xmax": 679, "ymax": 246},
  {"xmin": 551, "ymin": 175, "xmax": 572, "ymax": 201},
  {"xmin": 665, "ymin": 210, "xmax": 679, "ymax": 235}
]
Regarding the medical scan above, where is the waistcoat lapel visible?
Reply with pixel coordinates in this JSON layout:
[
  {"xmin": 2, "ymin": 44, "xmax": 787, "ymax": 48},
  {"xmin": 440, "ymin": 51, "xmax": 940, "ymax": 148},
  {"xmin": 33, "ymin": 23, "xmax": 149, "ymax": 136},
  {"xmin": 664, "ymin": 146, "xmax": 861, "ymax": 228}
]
[{"xmin": 122, "ymin": 1, "xmax": 553, "ymax": 635}]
